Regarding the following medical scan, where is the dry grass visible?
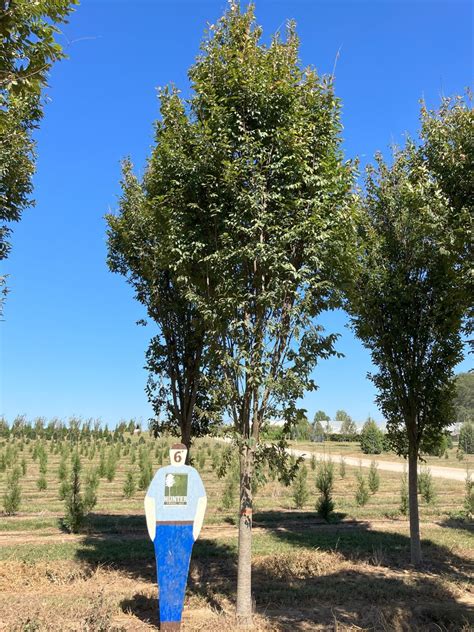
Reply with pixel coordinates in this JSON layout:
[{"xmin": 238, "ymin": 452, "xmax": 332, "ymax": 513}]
[{"xmin": 0, "ymin": 436, "xmax": 472, "ymax": 631}]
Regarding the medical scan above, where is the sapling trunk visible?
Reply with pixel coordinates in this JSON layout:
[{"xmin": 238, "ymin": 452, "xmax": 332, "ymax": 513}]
[
  {"xmin": 236, "ymin": 446, "xmax": 253, "ymax": 627},
  {"xmin": 408, "ymin": 448, "xmax": 422, "ymax": 565}
]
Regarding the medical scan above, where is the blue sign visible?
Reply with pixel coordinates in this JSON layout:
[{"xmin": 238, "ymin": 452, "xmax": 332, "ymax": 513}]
[{"xmin": 145, "ymin": 443, "xmax": 207, "ymax": 630}]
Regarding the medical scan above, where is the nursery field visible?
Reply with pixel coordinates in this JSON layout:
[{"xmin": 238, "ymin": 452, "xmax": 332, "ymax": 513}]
[{"xmin": 0, "ymin": 433, "xmax": 473, "ymax": 631}]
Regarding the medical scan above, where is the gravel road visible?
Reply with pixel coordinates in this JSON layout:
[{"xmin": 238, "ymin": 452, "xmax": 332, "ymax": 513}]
[{"xmin": 289, "ymin": 448, "xmax": 469, "ymax": 482}]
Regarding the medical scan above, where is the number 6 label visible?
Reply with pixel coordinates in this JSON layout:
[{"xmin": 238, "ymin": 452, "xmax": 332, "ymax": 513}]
[{"xmin": 171, "ymin": 449, "xmax": 184, "ymax": 465}]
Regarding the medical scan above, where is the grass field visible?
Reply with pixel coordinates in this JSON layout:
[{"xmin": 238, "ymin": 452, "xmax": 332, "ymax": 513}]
[{"xmin": 0, "ymin": 434, "xmax": 472, "ymax": 631}]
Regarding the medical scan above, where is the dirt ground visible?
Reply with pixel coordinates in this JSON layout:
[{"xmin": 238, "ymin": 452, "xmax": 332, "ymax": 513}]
[{"xmin": 0, "ymin": 518, "xmax": 473, "ymax": 632}]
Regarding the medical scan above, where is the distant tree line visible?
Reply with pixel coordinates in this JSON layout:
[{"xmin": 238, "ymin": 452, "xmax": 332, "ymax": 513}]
[{"xmin": 0, "ymin": 416, "xmax": 142, "ymax": 442}]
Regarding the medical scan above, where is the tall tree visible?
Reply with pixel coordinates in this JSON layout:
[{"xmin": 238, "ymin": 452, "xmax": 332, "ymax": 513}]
[
  {"xmin": 420, "ymin": 94, "xmax": 473, "ymax": 346},
  {"xmin": 335, "ymin": 409, "xmax": 357, "ymax": 434},
  {"xmin": 106, "ymin": 157, "xmax": 221, "ymax": 458},
  {"xmin": 0, "ymin": 0, "xmax": 77, "ymax": 304},
  {"xmin": 453, "ymin": 372, "xmax": 474, "ymax": 425},
  {"xmin": 167, "ymin": 4, "xmax": 355, "ymax": 623},
  {"xmin": 348, "ymin": 137, "xmax": 471, "ymax": 564},
  {"xmin": 313, "ymin": 410, "xmax": 330, "ymax": 423}
]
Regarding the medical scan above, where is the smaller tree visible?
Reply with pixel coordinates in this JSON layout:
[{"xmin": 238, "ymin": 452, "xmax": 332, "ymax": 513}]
[
  {"xmin": 291, "ymin": 416, "xmax": 312, "ymax": 441},
  {"xmin": 37, "ymin": 474, "xmax": 47, "ymax": 491},
  {"xmin": 399, "ymin": 472, "xmax": 409, "ymax": 516},
  {"xmin": 418, "ymin": 468, "xmax": 435, "ymax": 504},
  {"xmin": 98, "ymin": 448, "xmax": 107, "ymax": 477},
  {"xmin": 339, "ymin": 457, "xmax": 346, "ymax": 479},
  {"xmin": 355, "ymin": 473, "xmax": 369, "ymax": 506},
  {"xmin": 39, "ymin": 451, "xmax": 48, "ymax": 475},
  {"xmin": 58, "ymin": 455, "xmax": 68, "ymax": 481},
  {"xmin": 138, "ymin": 452, "xmax": 153, "ymax": 490},
  {"xmin": 197, "ymin": 450, "xmax": 206, "ymax": 470},
  {"xmin": 336, "ymin": 410, "xmax": 357, "ymax": 435},
  {"xmin": 463, "ymin": 470, "xmax": 473, "ymax": 519},
  {"xmin": 368, "ymin": 461, "xmax": 380, "ymax": 494},
  {"xmin": 222, "ymin": 468, "xmax": 239, "ymax": 511},
  {"xmin": 360, "ymin": 418, "xmax": 384, "ymax": 455},
  {"xmin": 84, "ymin": 469, "xmax": 99, "ymax": 512},
  {"xmin": 313, "ymin": 410, "xmax": 330, "ymax": 424},
  {"xmin": 292, "ymin": 464, "xmax": 309, "ymax": 509},
  {"xmin": 311, "ymin": 421, "xmax": 325, "ymax": 443},
  {"xmin": 459, "ymin": 421, "xmax": 474, "ymax": 454},
  {"xmin": 63, "ymin": 453, "xmax": 84, "ymax": 533},
  {"xmin": 3, "ymin": 467, "xmax": 21, "ymax": 514},
  {"xmin": 105, "ymin": 448, "xmax": 117, "ymax": 482},
  {"xmin": 313, "ymin": 410, "xmax": 331, "ymax": 426},
  {"xmin": 315, "ymin": 460, "xmax": 335, "ymax": 521},
  {"xmin": 123, "ymin": 469, "xmax": 136, "ymax": 498},
  {"xmin": 348, "ymin": 103, "xmax": 472, "ymax": 565},
  {"xmin": 453, "ymin": 373, "xmax": 474, "ymax": 425}
]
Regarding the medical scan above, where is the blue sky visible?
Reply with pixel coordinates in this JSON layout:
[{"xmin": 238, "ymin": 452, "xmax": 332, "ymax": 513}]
[{"xmin": 1, "ymin": 0, "xmax": 472, "ymax": 427}]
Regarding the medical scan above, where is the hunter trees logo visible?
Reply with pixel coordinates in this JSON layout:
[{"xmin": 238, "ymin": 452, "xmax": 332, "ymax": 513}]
[{"xmin": 164, "ymin": 473, "xmax": 188, "ymax": 505}]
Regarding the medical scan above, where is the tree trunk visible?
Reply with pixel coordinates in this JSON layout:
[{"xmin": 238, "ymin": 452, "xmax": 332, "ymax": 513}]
[
  {"xmin": 408, "ymin": 448, "xmax": 422, "ymax": 566},
  {"xmin": 181, "ymin": 418, "xmax": 192, "ymax": 464},
  {"xmin": 236, "ymin": 446, "xmax": 253, "ymax": 627}
]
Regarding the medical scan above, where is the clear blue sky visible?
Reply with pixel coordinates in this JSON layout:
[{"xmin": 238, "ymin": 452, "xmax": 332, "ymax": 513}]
[{"xmin": 1, "ymin": 0, "xmax": 472, "ymax": 427}]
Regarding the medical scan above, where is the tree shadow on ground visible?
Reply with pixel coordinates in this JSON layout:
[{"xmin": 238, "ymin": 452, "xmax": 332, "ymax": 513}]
[
  {"xmin": 121, "ymin": 593, "xmax": 159, "ymax": 630},
  {"xmin": 254, "ymin": 510, "xmax": 473, "ymax": 580},
  {"xmin": 74, "ymin": 512, "xmax": 473, "ymax": 630},
  {"xmin": 116, "ymin": 539, "xmax": 236, "ymax": 629},
  {"xmin": 438, "ymin": 516, "xmax": 474, "ymax": 534}
]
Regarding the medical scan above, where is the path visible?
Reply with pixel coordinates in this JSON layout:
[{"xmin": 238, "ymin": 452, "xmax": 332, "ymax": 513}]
[{"xmin": 289, "ymin": 447, "xmax": 469, "ymax": 481}]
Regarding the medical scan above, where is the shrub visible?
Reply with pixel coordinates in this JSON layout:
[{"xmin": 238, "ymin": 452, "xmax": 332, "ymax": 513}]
[
  {"xmin": 426, "ymin": 433, "xmax": 452, "ymax": 458},
  {"xmin": 84, "ymin": 469, "xmax": 99, "ymax": 512},
  {"xmin": 211, "ymin": 449, "xmax": 220, "ymax": 471},
  {"xmin": 459, "ymin": 421, "xmax": 474, "ymax": 454},
  {"xmin": 36, "ymin": 474, "xmax": 47, "ymax": 491},
  {"xmin": 464, "ymin": 470, "xmax": 473, "ymax": 519},
  {"xmin": 138, "ymin": 454, "xmax": 153, "ymax": 490},
  {"xmin": 9, "ymin": 465, "xmax": 21, "ymax": 483},
  {"xmin": 21, "ymin": 457, "xmax": 27, "ymax": 476},
  {"xmin": 98, "ymin": 448, "xmax": 107, "ymax": 477},
  {"xmin": 292, "ymin": 464, "xmax": 309, "ymax": 509},
  {"xmin": 339, "ymin": 457, "xmax": 346, "ymax": 479},
  {"xmin": 58, "ymin": 456, "xmax": 68, "ymax": 481},
  {"xmin": 63, "ymin": 452, "xmax": 84, "ymax": 533},
  {"xmin": 5, "ymin": 445, "xmax": 17, "ymax": 467},
  {"xmin": 360, "ymin": 418, "xmax": 384, "ymax": 454},
  {"xmin": 310, "ymin": 454, "xmax": 317, "ymax": 471},
  {"xmin": 123, "ymin": 469, "xmax": 136, "ymax": 498},
  {"xmin": 105, "ymin": 449, "xmax": 117, "ymax": 482},
  {"xmin": 58, "ymin": 480, "xmax": 71, "ymax": 501},
  {"xmin": 355, "ymin": 473, "xmax": 369, "ymax": 506},
  {"xmin": 418, "ymin": 468, "xmax": 435, "ymax": 504},
  {"xmin": 221, "ymin": 474, "xmax": 237, "ymax": 511},
  {"xmin": 368, "ymin": 461, "xmax": 380, "ymax": 493},
  {"xmin": 315, "ymin": 460, "xmax": 334, "ymax": 521},
  {"xmin": 324, "ymin": 432, "xmax": 359, "ymax": 443},
  {"xmin": 197, "ymin": 450, "xmax": 206, "ymax": 470},
  {"xmin": 400, "ymin": 472, "xmax": 409, "ymax": 516},
  {"xmin": 3, "ymin": 467, "xmax": 21, "ymax": 514},
  {"xmin": 156, "ymin": 448, "xmax": 163, "ymax": 466}
]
